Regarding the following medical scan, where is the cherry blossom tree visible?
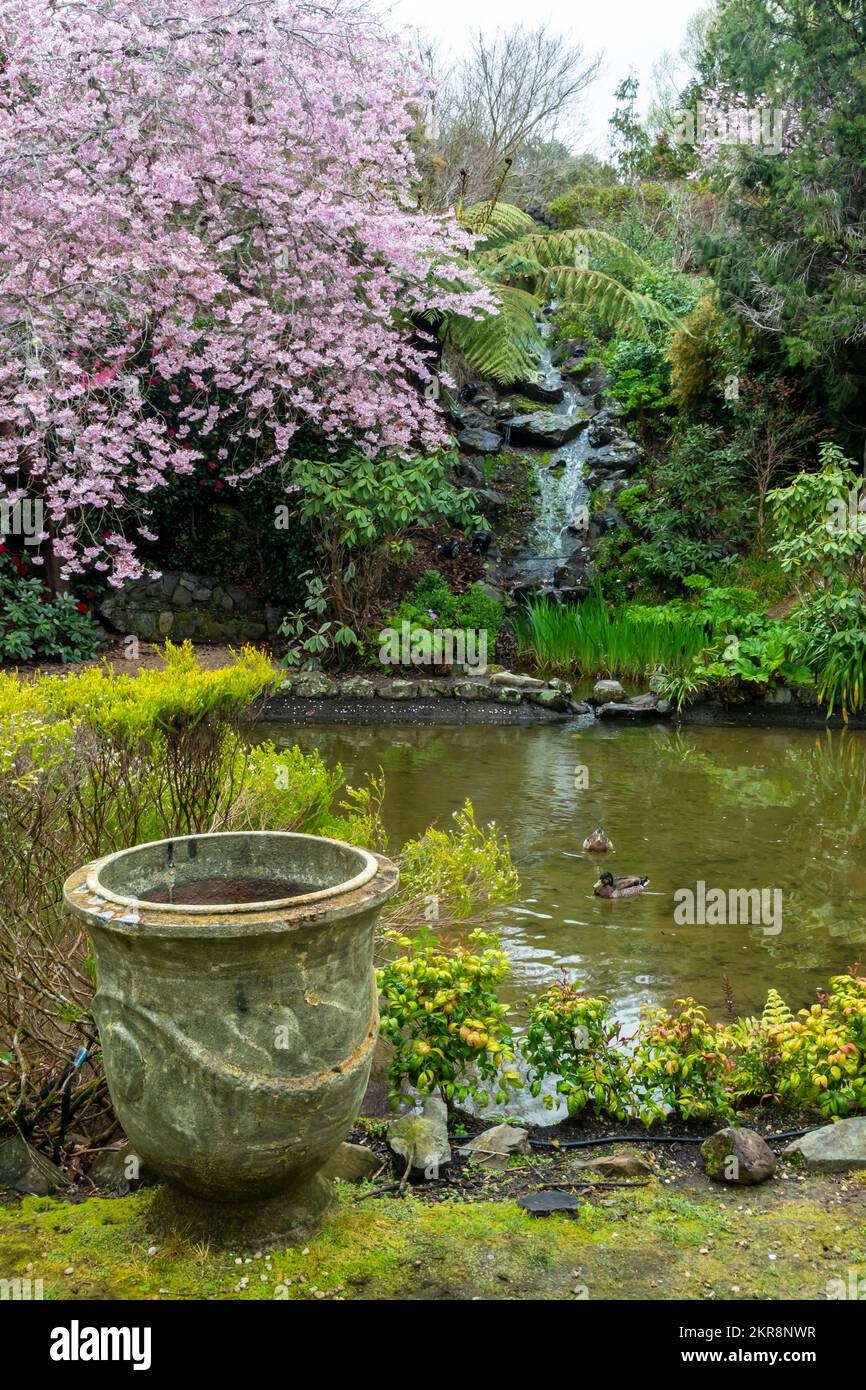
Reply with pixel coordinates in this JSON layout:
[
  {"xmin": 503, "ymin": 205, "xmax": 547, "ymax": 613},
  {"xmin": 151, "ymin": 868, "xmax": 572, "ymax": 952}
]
[{"xmin": 0, "ymin": 0, "xmax": 491, "ymax": 587}]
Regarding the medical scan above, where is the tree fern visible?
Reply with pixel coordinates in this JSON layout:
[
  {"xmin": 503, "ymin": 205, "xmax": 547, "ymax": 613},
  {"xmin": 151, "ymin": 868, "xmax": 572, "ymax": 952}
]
[
  {"xmin": 447, "ymin": 285, "xmax": 541, "ymax": 384},
  {"xmin": 444, "ymin": 201, "xmax": 683, "ymax": 385}
]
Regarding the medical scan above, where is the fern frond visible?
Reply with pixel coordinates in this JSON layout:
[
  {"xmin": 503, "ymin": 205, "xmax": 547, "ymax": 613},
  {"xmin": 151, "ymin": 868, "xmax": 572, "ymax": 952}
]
[
  {"xmin": 539, "ymin": 267, "xmax": 682, "ymax": 338},
  {"xmin": 762, "ymin": 988, "xmax": 794, "ymax": 1030},
  {"xmin": 515, "ymin": 229, "xmax": 654, "ymax": 278},
  {"xmin": 446, "ymin": 285, "xmax": 542, "ymax": 384},
  {"xmin": 461, "ymin": 200, "xmax": 536, "ymax": 248}
]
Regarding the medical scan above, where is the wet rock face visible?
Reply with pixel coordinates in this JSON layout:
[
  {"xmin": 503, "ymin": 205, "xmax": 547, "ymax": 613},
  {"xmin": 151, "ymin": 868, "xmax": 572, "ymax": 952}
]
[
  {"xmin": 507, "ymin": 411, "xmax": 589, "ymax": 449},
  {"xmin": 451, "ymin": 334, "xmax": 643, "ymax": 603}
]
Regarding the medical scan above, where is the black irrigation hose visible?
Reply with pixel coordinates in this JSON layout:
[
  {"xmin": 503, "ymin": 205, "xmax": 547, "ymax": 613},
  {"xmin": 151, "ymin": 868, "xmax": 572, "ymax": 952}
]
[{"xmin": 525, "ymin": 1128, "xmax": 810, "ymax": 1150}]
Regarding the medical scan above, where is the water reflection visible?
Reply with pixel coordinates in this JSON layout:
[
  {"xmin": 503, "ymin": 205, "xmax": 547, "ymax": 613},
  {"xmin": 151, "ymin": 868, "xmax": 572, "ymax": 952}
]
[{"xmin": 251, "ymin": 718, "xmax": 866, "ymax": 1029}]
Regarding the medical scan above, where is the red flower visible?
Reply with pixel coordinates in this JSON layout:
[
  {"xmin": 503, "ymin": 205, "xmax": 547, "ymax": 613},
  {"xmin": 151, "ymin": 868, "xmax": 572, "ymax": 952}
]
[
  {"xmin": 76, "ymin": 601, "xmax": 89, "ymax": 615},
  {"xmin": 198, "ymin": 480, "xmax": 207, "ymax": 488},
  {"xmin": 215, "ymin": 480, "xmax": 223, "ymax": 489},
  {"xmin": 0, "ymin": 544, "xmax": 5, "ymax": 554}
]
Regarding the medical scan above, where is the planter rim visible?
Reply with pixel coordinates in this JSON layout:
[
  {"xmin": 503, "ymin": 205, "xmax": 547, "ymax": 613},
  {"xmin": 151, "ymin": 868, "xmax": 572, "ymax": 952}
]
[{"xmin": 82, "ymin": 830, "xmax": 379, "ymax": 915}]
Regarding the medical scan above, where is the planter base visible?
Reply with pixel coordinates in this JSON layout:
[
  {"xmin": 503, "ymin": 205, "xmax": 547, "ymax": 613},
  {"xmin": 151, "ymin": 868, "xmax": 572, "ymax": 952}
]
[{"xmin": 146, "ymin": 1174, "xmax": 336, "ymax": 1252}]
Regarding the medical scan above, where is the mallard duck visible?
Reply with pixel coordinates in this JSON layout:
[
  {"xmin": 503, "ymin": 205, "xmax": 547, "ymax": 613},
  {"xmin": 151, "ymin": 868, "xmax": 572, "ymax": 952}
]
[
  {"xmin": 593, "ymin": 871, "xmax": 650, "ymax": 899},
  {"xmin": 583, "ymin": 827, "xmax": 614, "ymax": 853}
]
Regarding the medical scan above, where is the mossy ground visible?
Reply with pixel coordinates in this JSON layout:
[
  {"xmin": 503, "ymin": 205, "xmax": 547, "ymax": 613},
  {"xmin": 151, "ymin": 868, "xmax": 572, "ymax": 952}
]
[{"xmin": 2, "ymin": 1161, "xmax": 864, "ymax": 1301}]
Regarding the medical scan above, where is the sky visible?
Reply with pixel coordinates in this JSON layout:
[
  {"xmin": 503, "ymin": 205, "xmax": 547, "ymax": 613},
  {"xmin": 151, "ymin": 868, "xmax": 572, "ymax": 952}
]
[{"xmin": 384, "ymin": 0, "xmax": 706, "ymax": 154}]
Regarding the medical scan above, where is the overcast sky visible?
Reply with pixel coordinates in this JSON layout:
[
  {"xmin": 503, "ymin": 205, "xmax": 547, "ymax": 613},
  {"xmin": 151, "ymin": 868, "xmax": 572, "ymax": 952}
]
[{"xmin": 384, "ymin": 0, "xmax": 706, "ymax": 154}]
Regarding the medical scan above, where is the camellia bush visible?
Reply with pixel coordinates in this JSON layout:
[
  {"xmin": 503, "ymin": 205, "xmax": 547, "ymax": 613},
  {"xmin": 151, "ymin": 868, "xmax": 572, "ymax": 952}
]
[{"xmin": 0, "ymin": 0, "xmax": 491, "ymax": 588}]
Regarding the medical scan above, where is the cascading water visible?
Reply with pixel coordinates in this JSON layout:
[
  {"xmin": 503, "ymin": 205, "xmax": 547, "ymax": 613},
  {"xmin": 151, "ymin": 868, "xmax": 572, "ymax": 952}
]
[{"xmin": 508, "ymin": 324, "xmax": 594, "ymax": 592}]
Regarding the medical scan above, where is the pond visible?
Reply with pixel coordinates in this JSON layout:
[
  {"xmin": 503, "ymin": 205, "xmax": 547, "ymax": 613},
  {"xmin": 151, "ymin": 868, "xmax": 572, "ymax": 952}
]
[{"xmin": 252, "ymin": 716, "xmax": 866, "ymax": 1032}]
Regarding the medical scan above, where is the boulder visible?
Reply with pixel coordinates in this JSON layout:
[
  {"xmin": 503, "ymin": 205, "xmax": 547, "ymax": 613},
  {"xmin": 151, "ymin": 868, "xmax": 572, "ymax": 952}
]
[
  {"xmin": 453, "ymin": 680, "xmax": 491, "ymax": 700},
  {"xmin": 293, "ymin": 672, "xmax": 334, "ymax": 698},
  {"xmin": 783, "ymin": 1118, "xmax": 866, "ymax": 1172},
  {"xmin": 321, "ymin": 1142, "xmax": 383, "ymax": 1183},
  {"xmin": 388, "ymin": 1097, "xmax": 451, "ymax": 1177},
  {"xmin": 562, "ymin": 360, "xmax": 608, "ymax": 397},
  {"xmin": 458, "ymin": 1124, "xmax": 530, "ymax": 1171},
  {"xmin": 0, "ymin": 1137, "xmax": 72, "ymax": 1195},
  {"xmin": 515, "ymin": 375, "xmax": 565, "ymax": 406},
  {"xmin": 593, "ymin": 678, "xmax": 625, "ymax": 700},
  {"xmin": 527, "ymin": 687, "xmax": 570, "ymax": 711},
  {"xmin": 508, "ymin": 412, "xmax": 588, "ymax": 450},
  {"xmin": 701, "ymin": 1128, "xmax": 777, "ymax": 1185},
  {"xmin": 338, "ymin": 676, "xmax": 376, "ymax": 698},
  {"xmin": 473, "ymin": 487, "xmax": 508, "ymax": 520},
  {"xmin": 458, "ymin": 426, "xmax": 502, "ymax": 455},
  {"xmin": 597, "ymin": 701, "xmax": 669, "ymax": 720},
  {"xmin": 386, "ymin": 680, "xmax": 420, "ymax": 700}
]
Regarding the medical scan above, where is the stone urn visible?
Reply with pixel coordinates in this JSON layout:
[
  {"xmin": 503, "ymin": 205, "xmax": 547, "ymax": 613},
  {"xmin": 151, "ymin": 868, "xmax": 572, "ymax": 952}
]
[{"xmin": 63, "ymin": 830, "xmax": 398, "ymax": 1246}]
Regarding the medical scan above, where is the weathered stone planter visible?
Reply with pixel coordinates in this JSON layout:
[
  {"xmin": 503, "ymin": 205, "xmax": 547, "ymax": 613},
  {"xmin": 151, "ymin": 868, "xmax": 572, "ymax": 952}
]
[{"xmin": 63, "ymin": 831, "xmax": 398, "ymax": 1246}]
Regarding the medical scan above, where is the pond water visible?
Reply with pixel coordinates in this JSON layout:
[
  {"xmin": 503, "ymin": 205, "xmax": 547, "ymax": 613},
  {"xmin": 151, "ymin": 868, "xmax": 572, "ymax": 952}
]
[{"xmin": 252, "ymin": 716, "xmax": 866, "ymax": 1032}]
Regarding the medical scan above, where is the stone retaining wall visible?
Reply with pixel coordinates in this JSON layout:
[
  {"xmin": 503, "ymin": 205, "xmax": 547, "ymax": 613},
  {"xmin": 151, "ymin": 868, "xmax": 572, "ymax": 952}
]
[{"xmin": 99, "ymin": 570, "xmax": 282, "ymax": 644}]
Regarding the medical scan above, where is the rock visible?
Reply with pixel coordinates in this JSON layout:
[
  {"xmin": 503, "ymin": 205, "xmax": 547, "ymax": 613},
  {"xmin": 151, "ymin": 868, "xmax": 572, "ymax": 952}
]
[
  {"xmin": 473, "ymin": 487, "xmax": 508, "ymax": 520},
  {"xmin": 515, "ymin": 375, "xmax": 565, "ymax": 406},
  {"xmin": 495, "ymin": 686, "xmax": 522, "ymax": 704},
  {"xmin": 597, "ymin": 701, "xmax": 666, "ymax": 720},
  {"xmin": 458, "ymin": 426, "xmax": 502, "ymax": 455},
  {"xmin": 527, "ymin": 688, "xmax": 570, "ymax": 711},
  {"xmin": 386, "ymin": 680, "xmax": 420, "ymax": 700},
  {"xmin": 589, "ymin": 440, "xmax": 643, "ymax": 473},
  {"xmin": 453, "ymin": 680, "xmax": 491, "ymax": 700},
  {"xmin": 0, "ymin": 1137, "xmax": 72, "ymax": 1195},
  {"xmin": 593, "ymin": 679, "xmax": 625, "ymax": 700},
  {"xmin": 547, "ymin": 678, "xmax": 574, "ymax": 697},
  {"xmin": 338, "ymin": 676, "xmax": 376, "ymax": 698},
  {"xmin": 794, "ymin": 684, "xmax": 820, "ymax": 707},
  {"xmin": 571, "ymin": 1152, "xmax": 653, "ymax": 1179},
  {"xmin": 517, "ymin": 1190, "xmax": 580, "ymax": 1216},
  {"xmin": 783, "ymin": 1118, "xmax": 866, "ymax": 1172},
  {"xmin": 508, "ymin": 412, "xmax": 588, "ymax": 449},
  {"xmin": 702, "ymin": 1128, "xmax": 777, "ymax": 1185},
  {"xmin": 476, "ymin": 581, "xmax": 505, "ymax": 602},
  {"xmin": 459, "ymin": 1124, "xmax": 530, "ymax": 1171},
  {"xmin": 763, "ymin": 686, "xmax": 793, "ymax": 705},
  {"xmin": 628, "ymin": 692, "xmax": 658, "ymax": 709},
  {"xmin": 89, "ymin": 1141, "xmax": 156, "ymax": 1191},
  {"xmin": 586, "ymin": 410, "xmax": 622, "ymax": 448},
  {"xmin": 562, "ymin": 360, "xmax": 608, "ymax": 397},
  {"xmin": 321, "ymin": 1142, "xmax": 383, "ymax": 1183},
  {"xmin": 656, "ymin": 700, "xmax": 673, "ymax": 715},
  {"xmin": 388, "ymin": 1097, "xmax": 451, "ymax": 1177},
  {"xmin": 294, "ymin": 672, "xmax": 334, "ymax": 698},
  {"xmin": 489, "ymin": 671, "xmax": 545, "ymax": 691}
]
